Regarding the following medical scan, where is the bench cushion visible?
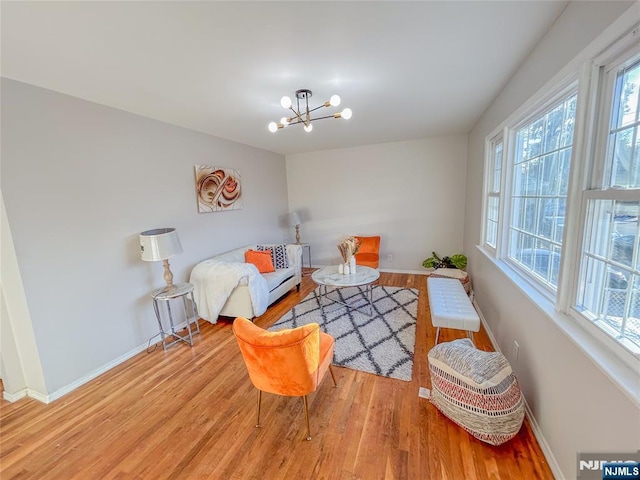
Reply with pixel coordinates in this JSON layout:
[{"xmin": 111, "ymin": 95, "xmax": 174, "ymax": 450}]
[
  {"xmin": 428, "ymin": 277, "xmax": 480, "ymax": 332},
  {"xmin": 428, "ymin": 338, "xmax": 524, "ymax": 445}
]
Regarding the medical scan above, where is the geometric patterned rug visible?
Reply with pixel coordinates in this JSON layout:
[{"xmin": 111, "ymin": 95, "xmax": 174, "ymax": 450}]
[{"xmin": 269, "ymin": 286, "xmax": 418, "ymax": 381}]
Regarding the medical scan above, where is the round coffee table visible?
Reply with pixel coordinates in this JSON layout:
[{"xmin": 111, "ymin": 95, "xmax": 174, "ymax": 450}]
[{"xmin": 311, "ymin": 265, "xmax": 380, "ymax": 316}]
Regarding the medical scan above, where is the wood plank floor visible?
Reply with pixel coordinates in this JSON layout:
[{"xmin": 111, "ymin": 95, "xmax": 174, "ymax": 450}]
[{"xmin": 0, "ymin": 272, "xmax": 554, "ymax": 479}]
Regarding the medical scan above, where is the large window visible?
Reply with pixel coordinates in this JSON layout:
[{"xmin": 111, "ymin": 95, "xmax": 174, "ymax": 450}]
[
  {"xmin": 509, "ymin": 92, "xmax": 576, "ymax": 290},
  {"xmin": 576, "ymin": 56, "xmax": 640, "ymax": 355},
  {"xmin": 481, "ymin": 26, "xmax": 640, "ymax": 360}
]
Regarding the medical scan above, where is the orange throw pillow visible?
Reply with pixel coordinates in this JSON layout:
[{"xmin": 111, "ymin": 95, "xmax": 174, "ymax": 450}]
[{"xmin": 245, "ymin": 249, "xmax": 275, "ymax": 273}]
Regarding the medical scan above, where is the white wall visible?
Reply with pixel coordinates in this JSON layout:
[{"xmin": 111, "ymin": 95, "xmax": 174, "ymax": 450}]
[
  {"xmin": 0, "ymin": 191, "xmax": 47, "ymax": 399},
  {"xmin": 1, "ymin": 78, "xmax": 289, "ymax": 397},
  {"xmin": 286, "ymin": 135, "xmax": 468, "ymax": 272},
  {"xmin": 464, "ymin": 2, "xmax": 639, "ymax": 479}
]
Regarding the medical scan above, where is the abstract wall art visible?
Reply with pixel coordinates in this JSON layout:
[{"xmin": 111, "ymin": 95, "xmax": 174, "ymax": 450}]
[{"xmin": 194, "ymin": 165, "xmax": 243, "ymax": 213}]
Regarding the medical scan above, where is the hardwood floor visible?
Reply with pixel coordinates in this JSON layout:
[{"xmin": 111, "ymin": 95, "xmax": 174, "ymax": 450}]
[{"xmin": 0, "ymin": 272, "xmax": 554, "ymax": 479}]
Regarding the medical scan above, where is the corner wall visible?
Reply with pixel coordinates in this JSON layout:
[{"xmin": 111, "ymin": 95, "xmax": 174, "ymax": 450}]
[
  {"xmin": 286, "ymin": 135, "xmax": 468, "ymax": 272},
  {"xmin": 1, "ymin": 190, "xmax": 47, "ymax": 398},
  {"xmin": 1, "ymin": 78, "xmax": 289, "ymax": 396}
]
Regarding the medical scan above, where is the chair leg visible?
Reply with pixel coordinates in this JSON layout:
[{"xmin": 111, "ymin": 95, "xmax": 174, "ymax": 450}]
[
  {"xmin": 435, "ymin": 327, "xmax": 440, "ymax": 344},
  {"xmin": 303, "ymin": 395, "xmax": 312, "ymax": 441},
  {"xmin": 255, "ymin": 389, "xmax": 262, "ymax": 428},
  {"xmin": 329, "ymin": 364, "xmax": 338, "ymax": 387}
]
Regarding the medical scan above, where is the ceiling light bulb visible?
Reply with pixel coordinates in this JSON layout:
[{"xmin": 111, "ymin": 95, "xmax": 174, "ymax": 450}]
[
  {"xmin": 281, "ymin": 117, "xmax": 289, "ymax": 126},
  {"xmin": 268, "ymin": 122, "xmax": 278, "ymax": 133},
  {"xmin": 304, "ymin": 123, "xmax": 313, "ymax": 133},
  {"xmin": 341, "ymin": 108, "xmax": 352, "ymax": 120},
  {"xmin": 329, "ymin": 95, "xmax": 341, "ymax": 107},
  {"xmin": 280, "ymin": 96, "xmax": 292, "ymax": 109}
]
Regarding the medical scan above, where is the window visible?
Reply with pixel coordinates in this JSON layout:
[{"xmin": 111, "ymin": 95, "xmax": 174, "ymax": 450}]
[
  {"xmin": 576, "ymin": 55, "xmax": 640, "ymax": 355},
  {"xmin": 508, "ymin": 91, "xmax": 577, "ymax": 291},
  {"xmin": 607, "ymin": 58, "xmax": 640, "ymax": 189},
  {"xmin": 485, "ymin": 137, "xmax": 503, "ymax": 250},
  {"xmin": 481, "ymin": 22, "xmax": 640, "ymax": 392}
]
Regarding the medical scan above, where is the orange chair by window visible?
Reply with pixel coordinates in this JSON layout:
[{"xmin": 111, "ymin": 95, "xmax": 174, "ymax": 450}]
[
  {"xmin": 355, "ymin": 236, "xmax": 381, "ymax": 269},
  {"xmin": 232, "ymin": 317, "xmax": 337, "ymax": 440}
]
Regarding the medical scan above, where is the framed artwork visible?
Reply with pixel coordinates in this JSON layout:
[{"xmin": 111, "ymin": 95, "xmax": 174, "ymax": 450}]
[{"xmin": 194, "ymin": 165, "xmax": 243, "ymax": 213}]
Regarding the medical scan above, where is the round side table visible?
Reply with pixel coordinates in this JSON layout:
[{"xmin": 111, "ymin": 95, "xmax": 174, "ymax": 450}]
[{"xmin": 151, "ymin": 283, "xmax": 200, "ymax": 349}]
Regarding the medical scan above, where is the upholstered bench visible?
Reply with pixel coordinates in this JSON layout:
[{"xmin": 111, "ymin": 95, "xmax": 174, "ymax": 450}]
[
  {"xmin": 428, "ymin": 338, "xmax": 525, "ymax": 446},
  {"xmin": 427, "ymin": 277, "xmax": 480, "ymax": 344}
]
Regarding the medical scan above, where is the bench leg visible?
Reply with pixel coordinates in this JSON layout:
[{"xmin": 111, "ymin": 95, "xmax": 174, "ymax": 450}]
[
  {"xmin": 468, "ymin": 331, "xmax": 474, "ymax": 344},
  {"xmin": 435, "ymin": 327, "xmax": 441, "ymax": 345}
]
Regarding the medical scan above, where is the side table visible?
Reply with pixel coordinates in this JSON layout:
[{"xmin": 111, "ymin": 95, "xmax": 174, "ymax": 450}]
[
  {"xmin": 300, "ymin": 243, "xmax": 312, "ymax": 274},
  {"xmin": 151, "ymin": 283, "xmax": 201, "ymax": 349}
]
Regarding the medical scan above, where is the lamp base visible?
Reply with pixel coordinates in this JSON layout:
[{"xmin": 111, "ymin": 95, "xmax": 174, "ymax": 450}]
[
  {"xmin": 295, "ymin": 225, "xmax": 301, "ymax": 245},
  {"xmin": 162, "ymin": 259, "xmax": 176, "ymax": 291}
]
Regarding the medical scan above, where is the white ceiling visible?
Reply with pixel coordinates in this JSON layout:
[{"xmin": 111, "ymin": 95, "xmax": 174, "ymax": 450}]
[{"xmin": 1, "ymin": 1, "xmax": 569, "ymax": 155}]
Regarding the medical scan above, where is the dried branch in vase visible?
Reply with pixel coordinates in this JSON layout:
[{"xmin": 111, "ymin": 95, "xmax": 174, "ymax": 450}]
[{"xmin": 337, "ymin": 236, "xmax": 362, "ymax": 263}]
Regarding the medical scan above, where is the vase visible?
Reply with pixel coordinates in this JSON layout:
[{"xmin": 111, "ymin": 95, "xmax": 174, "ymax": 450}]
[
  {"xmin": 338, "ymin": 263, "xmax": 344, "ymax": 274},
  {"xmin": 349, "ymin": 256, "xmax": 356, "ymax": 274},
  {"xmin": 344, "ymin": 262, "xmax": 350, "ymax": 275}
]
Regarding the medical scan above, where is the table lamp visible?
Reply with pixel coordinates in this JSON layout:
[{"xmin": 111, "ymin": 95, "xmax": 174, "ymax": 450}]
[
  {"xmin": 140, "ymin": 228, "xmax": 183, "ymax": 291},
  {"xmin": 288, "ymin": 211, "xmax": 303, "ymax": 244}
]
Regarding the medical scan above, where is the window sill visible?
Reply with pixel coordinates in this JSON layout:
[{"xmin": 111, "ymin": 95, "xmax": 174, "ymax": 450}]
[{"xmin": 476, "ymin": 245, "xmax": 640, "ymax": 407}]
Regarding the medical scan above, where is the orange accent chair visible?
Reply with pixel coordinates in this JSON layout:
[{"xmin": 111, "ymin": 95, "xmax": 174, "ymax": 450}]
[
  {"xmin": 232, "ymin": 317, "xmax": 337, "ymax": 440},
  {"xmin": 355, "ymin": 236, "xmax": 381, "ymax": 269}
]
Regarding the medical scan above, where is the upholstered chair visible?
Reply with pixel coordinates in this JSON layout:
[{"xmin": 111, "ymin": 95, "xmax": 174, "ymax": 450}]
[
  {"xmin": 354, "ymin": 236, "xmax": 381, "ymax": 269},
  {"xmin": 232, "ymin": 317, "xmax": 337, "ymax": 440}
]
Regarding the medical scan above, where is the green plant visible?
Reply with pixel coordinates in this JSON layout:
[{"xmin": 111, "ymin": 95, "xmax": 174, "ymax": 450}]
[{"xmin": 422, "ymin": 251, "xmax": 467, "ymax": 270}]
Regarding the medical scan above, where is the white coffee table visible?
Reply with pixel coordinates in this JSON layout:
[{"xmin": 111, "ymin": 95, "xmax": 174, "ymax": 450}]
[{"xmin": 311, "ymin": 265, "xmax": 380, "ymax": 316}]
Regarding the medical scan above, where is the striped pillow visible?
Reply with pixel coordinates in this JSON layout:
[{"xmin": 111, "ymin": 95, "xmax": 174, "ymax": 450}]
[
  {"xmin": 256, "ymin": 244, "xmax": 289, "ymax": 269},
  {"xmin": 428, "ymin": 338, "xmax": 524, "ymax": 446}
]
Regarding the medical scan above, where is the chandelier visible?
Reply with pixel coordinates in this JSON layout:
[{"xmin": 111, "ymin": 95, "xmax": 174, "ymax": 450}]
[{"xmin": 268, "ymin": 89, "xmax": 352, "ymax": 133}]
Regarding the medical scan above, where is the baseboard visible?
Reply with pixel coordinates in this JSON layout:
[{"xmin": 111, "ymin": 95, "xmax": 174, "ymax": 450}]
[
  {"xmin": 521, "ymin": 397, "xmax": 563, "ymax": 479},
  {"xmin": 5, "ymin": 325, "xmax": 192, "ymax": 405},
  {"xmin": 45, "ymin": 341, "xmax": 151, "ymax": 403},
  {"xmin": 378, "ymin": 267, "xmax": 426, "ymax": 275},
  {"xmin": 3, "ymin": 388, "xmax": 28, "ymax": 402},
  {"xmin": 3, "ymin": 387, "xmax": 48, "ymax": 403},
  {"xmin": 473, "ymin": 300, "xmax": 562, "ymax": 480}
]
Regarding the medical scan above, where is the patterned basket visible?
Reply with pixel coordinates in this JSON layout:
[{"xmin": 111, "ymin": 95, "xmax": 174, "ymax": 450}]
[
  {"xmin": 428, "ymin": 338, "xmax": 524, "ymax": 446},
  {"xmin": 429, "ymin": 268, "xmax": 471, "ymax": 295}
]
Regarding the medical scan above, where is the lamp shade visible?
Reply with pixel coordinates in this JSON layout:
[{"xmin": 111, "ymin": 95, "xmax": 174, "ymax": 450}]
[
  {"xmin": 140, "ymin": 228, "xmax": 183, "ymax": 262},
  {"xmin": 287, "ymin": 211, "xmax": 302, "ymax": 227}
]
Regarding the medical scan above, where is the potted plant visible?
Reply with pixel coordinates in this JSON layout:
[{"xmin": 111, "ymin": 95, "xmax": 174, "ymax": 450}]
[{"xmin": 422, "ymin": 251, "xmax": 467, "ymax": 270}]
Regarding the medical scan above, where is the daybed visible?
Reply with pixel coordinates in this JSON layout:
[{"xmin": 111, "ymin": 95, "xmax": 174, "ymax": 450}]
[{"xmin": 190, "ymin": 243, "xmax": 302, "ymax": 323}]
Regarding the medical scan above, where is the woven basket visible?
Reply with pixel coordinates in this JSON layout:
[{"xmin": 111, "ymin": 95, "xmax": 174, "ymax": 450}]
[{"xmin": 429, "ymin": 268, "xmax": 471, "ymax": 295}]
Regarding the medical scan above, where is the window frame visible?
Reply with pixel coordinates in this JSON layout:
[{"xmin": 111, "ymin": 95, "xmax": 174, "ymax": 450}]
[
  {"xmin": 478, "ymin": 17, "xmax": 640, "ymax": 405},
  {"xmin": 482, "ymin": 133, "xmax": 504, "ymax": 254},
  {"xmin": 590, "ymin": 43, "xmax": 640, "ymax": 190},
  {"xmin": 568, "ymin": 39, "xmax": 640, "ymax": 363},
  {"xmin": 484, "ymin": 80, "xmax": 579, "ymax": 301},
  {"xmin": 570, "ymin": 190, "xmax": 640, "ymax": 361}
]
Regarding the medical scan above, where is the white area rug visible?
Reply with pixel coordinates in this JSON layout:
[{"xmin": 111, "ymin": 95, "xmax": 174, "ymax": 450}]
[{"xmin": 269, "ymin": 286, "xmax": 418, "ymax": 381}]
